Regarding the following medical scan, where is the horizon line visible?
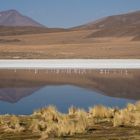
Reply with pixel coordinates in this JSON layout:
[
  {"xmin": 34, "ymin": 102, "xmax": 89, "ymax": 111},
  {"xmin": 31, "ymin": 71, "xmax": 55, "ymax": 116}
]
[{"xmin": 0, "ymin": 9, "xmax": 140, "ymax": 28}]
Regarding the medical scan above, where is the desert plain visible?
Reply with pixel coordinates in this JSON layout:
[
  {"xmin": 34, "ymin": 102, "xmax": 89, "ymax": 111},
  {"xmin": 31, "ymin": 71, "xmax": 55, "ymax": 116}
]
[{"xmin": 0, "ymin": 29, "xmax": 140, "ymax": 59}]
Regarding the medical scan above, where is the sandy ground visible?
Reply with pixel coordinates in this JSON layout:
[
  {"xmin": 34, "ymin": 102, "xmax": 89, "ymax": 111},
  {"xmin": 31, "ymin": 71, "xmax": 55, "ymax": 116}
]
[{"xmin": 0, "ymin": 30, "xmax": 140, "ymax": 59}]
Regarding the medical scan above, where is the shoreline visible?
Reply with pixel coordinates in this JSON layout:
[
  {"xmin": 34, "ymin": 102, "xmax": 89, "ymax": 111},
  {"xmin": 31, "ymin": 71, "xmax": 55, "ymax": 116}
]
[
  {"xmin": 0, "ymin": 59, "xmax": 140, "ymax": 69},
  {"xmin": 0, "ymin": 102, "xmax": 140, "ymax": 140}
]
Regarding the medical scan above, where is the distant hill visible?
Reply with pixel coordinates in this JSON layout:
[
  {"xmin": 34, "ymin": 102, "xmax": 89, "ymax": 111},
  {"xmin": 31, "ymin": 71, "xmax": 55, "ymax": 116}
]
[
  {"xmin": 73, "ymin": 11, "xmax": 140, "ymax": 40},
  {"xmin": 0, "ymin": 9, "xmax": 140, "ymax": 41},
  {"xmin": 0, "ymin": 9, "xmax": 44, "ymax": 27},
  {"xmin": 0, "ymin": 10, "xmax": 67, "ymax": 36}
]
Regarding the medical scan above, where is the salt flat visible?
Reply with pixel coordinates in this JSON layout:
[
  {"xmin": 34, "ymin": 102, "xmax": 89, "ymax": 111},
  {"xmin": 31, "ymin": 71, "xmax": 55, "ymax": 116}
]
[{"xmin": 0, "ymin": 59, "xmax": 140, "ymax": 69}]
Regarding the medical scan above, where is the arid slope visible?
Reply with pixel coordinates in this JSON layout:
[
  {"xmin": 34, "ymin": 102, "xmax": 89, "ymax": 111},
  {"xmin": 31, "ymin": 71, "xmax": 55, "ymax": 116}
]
[
  {"xmin": 0, "ymin": 31, "xmax": 140, "ymax": 59},
  {"xmin": 0, "ymin": 10, "xmax": 140, "ymax": 58}
]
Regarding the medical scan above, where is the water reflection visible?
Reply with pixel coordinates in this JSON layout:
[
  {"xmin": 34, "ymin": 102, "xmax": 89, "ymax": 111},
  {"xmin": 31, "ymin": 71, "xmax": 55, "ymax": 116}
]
[{"xmin": 0, "ymin": 69, "xmax": 139, "ymax": 114}]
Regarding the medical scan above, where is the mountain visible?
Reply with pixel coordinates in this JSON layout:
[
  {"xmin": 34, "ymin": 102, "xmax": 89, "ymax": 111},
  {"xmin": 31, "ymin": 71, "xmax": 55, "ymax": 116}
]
[
  {"xmin": 73, "ymin": 11, "xmax": 140, "ymax": 40},
  {"xmin": 74, "ymin": 11, "xmax": 140, "ymax": 29},
  {"xmin": 1, "ymin": 9, "xmax": 140, "ymax": 40},
  {"xmin": 0, "ymin": 10, "xmax": 67, "ymax": 36},
  {"xmin": 0, "ymin": 9, "xmax": 44, "ymax": 27}
]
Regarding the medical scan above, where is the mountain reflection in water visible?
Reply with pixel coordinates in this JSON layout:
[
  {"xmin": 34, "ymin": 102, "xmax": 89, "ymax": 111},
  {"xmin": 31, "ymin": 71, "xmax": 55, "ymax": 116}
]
[{"xmin": 0, "ymin": 69, "xmax": 139, "ymax": 114}]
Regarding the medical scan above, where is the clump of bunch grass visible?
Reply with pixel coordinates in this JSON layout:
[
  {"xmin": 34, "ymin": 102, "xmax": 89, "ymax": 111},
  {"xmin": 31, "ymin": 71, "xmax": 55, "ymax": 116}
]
[
  {"xmin": 0, "ymin": 101, "xmax": 140, "ymax": 139},
  {"xmin": 89, "ymin": 105, "xmax": 114, "ymax": 119},
  {"xmin": 31, "ymin": 106, "xmax": 89, "ymax": 139},
  {"xmin": 1, "ymin": 115, "xmax": 24, "ymax": 132},
  {"xmin": 113, "ymin": 101, "xmax": 140, "ymax": 127},
  {"xmin": 33, "ymin": 106, "xmax": 63, "ymax": 122}
]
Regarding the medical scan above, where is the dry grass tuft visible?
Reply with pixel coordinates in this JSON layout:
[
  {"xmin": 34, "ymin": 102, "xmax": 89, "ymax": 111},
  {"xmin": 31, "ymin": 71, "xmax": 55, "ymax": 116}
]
[
  {"xmin": 89, "ymin": 105, "xmax": 114, "ymax": 119},
  {"xmin": 33, "ymin": 106, "xmax": 62, "ymax": 122},
  {"xmin": 32, "ymin": 106, "xmax": 89, "ymax": 139},
  {"xmin": 135, "ymin": 101, "xmax": 140, "ymax": 111},
  {"xmin": 0, "ymin": 102, "xmax": 140, "ymax": 139},
  {"xmin": 113, "ymin": 102, "xmax": 140, "ymax": 127},
  {"xmin": 1, "ymin": 115, "xmax": 24, "ymax": 132},
  {"xmin": 127, "ymin": 103, "xmax": 136, "ymax": 112}
]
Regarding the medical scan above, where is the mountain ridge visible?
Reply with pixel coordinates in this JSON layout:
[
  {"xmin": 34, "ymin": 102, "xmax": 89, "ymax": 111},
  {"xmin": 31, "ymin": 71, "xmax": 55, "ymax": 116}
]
[
  {"xmin": 0, "ymin": 9, "xmax": 45, "ymax": 27},
  {"xmin": 72, "ymin": 10, "xmax": 140, "ymax": 40},
  {"xmin": 72, "ymin": 10, "xmax": 140, "ymax": 30}
]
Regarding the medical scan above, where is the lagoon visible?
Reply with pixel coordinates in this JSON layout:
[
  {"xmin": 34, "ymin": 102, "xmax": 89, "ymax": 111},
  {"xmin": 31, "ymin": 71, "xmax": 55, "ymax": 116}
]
[{"xmin": 0, "ymin": 69, "xmax": 139, "ymax": 115}]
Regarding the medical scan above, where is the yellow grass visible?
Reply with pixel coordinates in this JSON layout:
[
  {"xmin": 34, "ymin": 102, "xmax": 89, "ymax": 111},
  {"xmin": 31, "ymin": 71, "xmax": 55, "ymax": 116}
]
[
  {"xmin": 89, "ymin": 105, "xmax": 114, "ymax": 118},
  {"xmin": 113, "ymin": 101, "xmax": 140, "ymax": 127},
  {"xmin": 0, "ymin": 102, "xmax": 140, "ymax": 138},
  {"xmin": 0, "ymin": 115, "xmax": 24, "ymax": 133}
]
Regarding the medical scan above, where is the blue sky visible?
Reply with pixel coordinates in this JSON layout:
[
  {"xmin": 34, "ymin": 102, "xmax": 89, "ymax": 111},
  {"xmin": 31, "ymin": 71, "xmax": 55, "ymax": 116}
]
[{"xmin": 0, "ymin": 0, "xmax": 140, "ymax": 28}]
